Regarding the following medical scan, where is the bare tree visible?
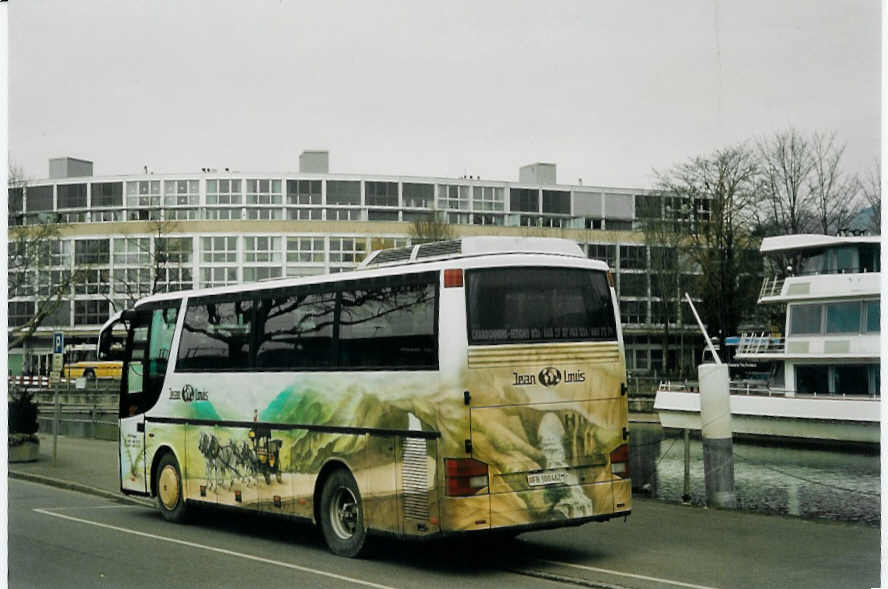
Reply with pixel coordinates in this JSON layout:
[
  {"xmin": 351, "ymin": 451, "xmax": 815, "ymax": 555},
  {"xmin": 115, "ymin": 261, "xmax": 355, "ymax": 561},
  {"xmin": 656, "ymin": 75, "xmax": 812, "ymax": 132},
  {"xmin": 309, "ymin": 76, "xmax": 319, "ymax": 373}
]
[
  {"xmin": 407, "ymin": 211, "xmax": 454, "ymax": 244},
  {"xmin": 656, "ymin": 145, "xmax": 762, "ymax": 340},
  {"xmin": 756, "ymin": 127, "xmax": 861, "ymax": 236},
  {"xmin": 756, "ymin": 127, "xmax": 816, "ymax": 235},
  {"xmin": 640, "ymin": 193, "xmax": 692, "ymax": 377},
  {"xmin": 860, "ymin": 160, "xmax": 881, "ymax": 234},
  {"xmin": 108, "ymin": 219, "xmax": 189, "ymax": 311},
  {"xmin": 808, "ymin": 131, "xmax": 860, "ymax": 234},
  {"xmin": 7, "ymin": 160, "xmax": 84, "ymax": 348}
]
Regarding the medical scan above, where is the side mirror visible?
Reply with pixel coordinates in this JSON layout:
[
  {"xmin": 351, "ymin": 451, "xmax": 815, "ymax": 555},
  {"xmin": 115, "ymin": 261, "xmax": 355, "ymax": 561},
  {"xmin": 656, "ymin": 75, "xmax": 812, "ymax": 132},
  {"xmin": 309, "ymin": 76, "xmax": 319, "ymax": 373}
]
[{"xmin": 98, "ymin": 311, "xmax": 128, "ymax": 361}]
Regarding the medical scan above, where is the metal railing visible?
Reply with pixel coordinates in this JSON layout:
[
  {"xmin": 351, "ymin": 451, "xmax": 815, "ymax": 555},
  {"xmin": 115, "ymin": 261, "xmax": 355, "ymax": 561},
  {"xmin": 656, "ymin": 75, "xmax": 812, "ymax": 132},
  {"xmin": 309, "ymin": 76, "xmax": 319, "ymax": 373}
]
[
  {"xmin": 736, "ymin": 332, "xmax": 785, "ymax": 355},
  {"xmin": 657, "ymin": 380, "xmax": 879, "ymax": 400},
  {"xmin": 758, "ymin": 276, "xmax": 785, "ymax": 299}
]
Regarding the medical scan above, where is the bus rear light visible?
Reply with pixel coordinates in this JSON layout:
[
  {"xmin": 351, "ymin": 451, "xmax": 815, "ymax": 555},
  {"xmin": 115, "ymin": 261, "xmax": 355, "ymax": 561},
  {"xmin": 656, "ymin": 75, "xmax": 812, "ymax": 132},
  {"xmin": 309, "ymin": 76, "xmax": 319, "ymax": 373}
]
[
  {"xmin": 610, "ymin": 444, "xmax": 630, "ymax": 478},
  {"xmin": 445, "ymin": 458, "xmax": 489, "ymax": 496},
  {"xmin": 444, "ymin": 268, "xmax": 463, "ymax": 288}
]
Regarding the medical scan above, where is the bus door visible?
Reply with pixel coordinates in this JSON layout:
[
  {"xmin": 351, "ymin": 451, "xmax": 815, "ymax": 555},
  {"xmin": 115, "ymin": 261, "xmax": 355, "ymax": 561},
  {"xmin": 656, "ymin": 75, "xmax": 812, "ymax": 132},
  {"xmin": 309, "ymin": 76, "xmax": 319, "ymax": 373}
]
[{"xmin": 119, "ymin": 305, "xmax": 179, "ymax": 495}]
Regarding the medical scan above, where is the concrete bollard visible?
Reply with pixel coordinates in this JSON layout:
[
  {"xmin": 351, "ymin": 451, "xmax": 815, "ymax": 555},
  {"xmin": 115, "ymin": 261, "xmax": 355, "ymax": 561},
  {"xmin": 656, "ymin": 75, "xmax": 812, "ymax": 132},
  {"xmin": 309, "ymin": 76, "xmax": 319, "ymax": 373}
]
[{"xmin": 698, "ymin": 363, "xmax": 736, "ymax": 509}]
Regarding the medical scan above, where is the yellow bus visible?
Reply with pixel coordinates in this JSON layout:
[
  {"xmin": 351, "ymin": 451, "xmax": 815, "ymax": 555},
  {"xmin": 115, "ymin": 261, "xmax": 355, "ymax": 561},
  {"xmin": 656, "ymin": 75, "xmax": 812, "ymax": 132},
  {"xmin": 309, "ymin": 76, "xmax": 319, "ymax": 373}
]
[
  {"xmin": 100, "ymin": 237, "xmax": 630, "ymax": 557},
  {"xmin": 63, "ymin": 344, "xmax": 123, "ymax": 382}
]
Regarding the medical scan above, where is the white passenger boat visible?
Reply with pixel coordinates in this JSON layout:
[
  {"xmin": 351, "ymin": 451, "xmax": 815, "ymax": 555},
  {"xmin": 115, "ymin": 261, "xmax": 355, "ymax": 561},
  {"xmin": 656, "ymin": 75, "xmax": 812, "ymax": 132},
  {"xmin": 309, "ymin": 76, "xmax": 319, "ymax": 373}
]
[{"xmin": 655, "ymin": 234, "xmax": 880, "ymax": 445}]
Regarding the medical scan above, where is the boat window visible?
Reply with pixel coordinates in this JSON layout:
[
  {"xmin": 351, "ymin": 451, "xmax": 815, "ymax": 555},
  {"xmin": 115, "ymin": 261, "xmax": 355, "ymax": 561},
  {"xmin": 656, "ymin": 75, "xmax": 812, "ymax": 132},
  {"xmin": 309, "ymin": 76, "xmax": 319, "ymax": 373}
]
[
  {"xmin": 833, "ymin": 365, "xmax": 868, "ymax": 396},
  {"xmin": 865, "ymin": 300, "xmax": 879, "ymax": 332},
  {"xmin": 789, "ymin": 303, "xmax": 822, "ymax": 335},
  {"xmin": 799, "ymin": 250, "xmax": 823, "ymax": 275},
  {"xmin": 826, "ymin": 302, "xmax": 861, "ymax": 334},
  {"xmin": 795, "ymin": 365, "xmax": 828, "ymax": 394},
  {"xmin": 830, "ymin": 247, "xmax": 857, "ymax": 273},
  {"xmin": 859, "ymin": 245, "xmax": 880, "ymax": 273}
]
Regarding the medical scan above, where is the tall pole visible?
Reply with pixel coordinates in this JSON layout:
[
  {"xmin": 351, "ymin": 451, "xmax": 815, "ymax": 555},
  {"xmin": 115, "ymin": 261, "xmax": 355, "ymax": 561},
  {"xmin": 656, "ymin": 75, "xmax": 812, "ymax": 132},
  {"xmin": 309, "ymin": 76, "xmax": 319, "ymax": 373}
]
[{"xmin": 685, "ymin": 294, "xmax": 736, "ymax": 509}]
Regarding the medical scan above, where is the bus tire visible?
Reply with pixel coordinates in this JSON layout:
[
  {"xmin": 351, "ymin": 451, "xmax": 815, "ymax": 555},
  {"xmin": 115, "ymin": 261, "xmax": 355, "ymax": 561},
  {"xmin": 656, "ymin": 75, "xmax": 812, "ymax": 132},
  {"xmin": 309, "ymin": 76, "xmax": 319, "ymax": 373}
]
[
  {"xmin": 83, "ymin": 369, "xmax": 96, "ymax": 383},
  {"xmin": 319, "ymin": 468, "xmax": 366, "ymax": 558},
  {"xmin": 155, "ymin": 452, "xmax": 188, "ymax": 523}
]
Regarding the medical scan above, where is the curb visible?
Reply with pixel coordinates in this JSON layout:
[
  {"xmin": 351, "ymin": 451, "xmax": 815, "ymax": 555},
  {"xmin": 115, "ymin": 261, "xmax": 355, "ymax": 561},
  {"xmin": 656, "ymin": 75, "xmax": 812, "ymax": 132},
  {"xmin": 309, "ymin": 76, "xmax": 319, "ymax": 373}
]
[{"xmin": 9, "ymin": 470, "xmax": 153, "ymax": 508}]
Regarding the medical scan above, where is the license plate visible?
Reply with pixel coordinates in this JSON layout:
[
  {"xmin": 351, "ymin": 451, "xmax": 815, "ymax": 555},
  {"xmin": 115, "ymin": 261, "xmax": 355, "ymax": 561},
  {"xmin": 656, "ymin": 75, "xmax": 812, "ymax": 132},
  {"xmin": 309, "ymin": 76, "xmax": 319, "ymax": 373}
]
[{"xmin": 527, "ymin": 469, "xmax": 567, "ymax": 487}]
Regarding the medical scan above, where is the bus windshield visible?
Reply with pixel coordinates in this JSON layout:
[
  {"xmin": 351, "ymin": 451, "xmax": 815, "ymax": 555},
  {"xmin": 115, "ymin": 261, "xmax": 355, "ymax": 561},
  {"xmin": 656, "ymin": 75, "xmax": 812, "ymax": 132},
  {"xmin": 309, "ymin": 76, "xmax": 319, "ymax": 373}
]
[{"xmin": 466, "ymin": 266, "xmax": 616, "ymax": 344}]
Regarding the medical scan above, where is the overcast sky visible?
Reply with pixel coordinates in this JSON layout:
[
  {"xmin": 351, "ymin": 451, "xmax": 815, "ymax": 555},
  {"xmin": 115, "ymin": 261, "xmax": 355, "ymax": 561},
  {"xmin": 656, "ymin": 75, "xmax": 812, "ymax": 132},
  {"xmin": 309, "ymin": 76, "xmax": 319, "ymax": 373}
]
[{"xmin": 9, "ymin": 0, "xmax": 881, "ymax": 188}]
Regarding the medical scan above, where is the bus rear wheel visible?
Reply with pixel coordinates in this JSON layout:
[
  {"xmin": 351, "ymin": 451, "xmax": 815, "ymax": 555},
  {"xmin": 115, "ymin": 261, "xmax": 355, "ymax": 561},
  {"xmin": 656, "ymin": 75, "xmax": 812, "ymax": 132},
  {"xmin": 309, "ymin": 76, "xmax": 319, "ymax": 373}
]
[
  {"xmin": 156, "ymin": 452, "xmax": 188, "ymax": 523},
  {"xmin": 83, "ymin": 369, "xmax": 96, "ymax": 383},
  {"xmin": 319, "ymin": 468, "xmax": 366, "ymax": 557}
]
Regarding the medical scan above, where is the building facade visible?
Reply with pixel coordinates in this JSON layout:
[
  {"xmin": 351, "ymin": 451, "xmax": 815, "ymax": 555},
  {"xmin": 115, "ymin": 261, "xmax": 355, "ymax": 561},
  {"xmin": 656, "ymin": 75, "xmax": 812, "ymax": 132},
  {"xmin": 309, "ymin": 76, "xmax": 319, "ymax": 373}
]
[{"xmin": 8, "ymin": 153, "xmax": 705, "ymax": 376}]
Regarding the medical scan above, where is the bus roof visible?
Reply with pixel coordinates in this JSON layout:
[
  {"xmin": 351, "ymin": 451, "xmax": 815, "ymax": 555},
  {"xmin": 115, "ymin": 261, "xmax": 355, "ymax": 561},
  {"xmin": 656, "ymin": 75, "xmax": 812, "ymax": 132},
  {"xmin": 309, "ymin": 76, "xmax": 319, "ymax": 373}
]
[{"xmin": 129, "ymin": 237, "xmax": 605, "ymax": 310}]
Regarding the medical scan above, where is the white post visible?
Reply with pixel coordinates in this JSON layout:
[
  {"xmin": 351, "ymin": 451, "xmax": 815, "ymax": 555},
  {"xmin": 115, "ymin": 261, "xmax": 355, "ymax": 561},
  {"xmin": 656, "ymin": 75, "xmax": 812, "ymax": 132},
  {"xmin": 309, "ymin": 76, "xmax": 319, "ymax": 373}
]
[{"xmin": 698, "ymin": 363, "xmax": 736, "ymax": 509}]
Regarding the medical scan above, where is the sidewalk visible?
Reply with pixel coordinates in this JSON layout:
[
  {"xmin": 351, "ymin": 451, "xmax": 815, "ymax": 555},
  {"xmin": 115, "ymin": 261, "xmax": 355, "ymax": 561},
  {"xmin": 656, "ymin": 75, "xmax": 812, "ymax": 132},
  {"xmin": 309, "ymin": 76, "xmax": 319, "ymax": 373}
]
[{"xmin": 8, "ymin": 433, "xmax": 151, "ymax": 506}]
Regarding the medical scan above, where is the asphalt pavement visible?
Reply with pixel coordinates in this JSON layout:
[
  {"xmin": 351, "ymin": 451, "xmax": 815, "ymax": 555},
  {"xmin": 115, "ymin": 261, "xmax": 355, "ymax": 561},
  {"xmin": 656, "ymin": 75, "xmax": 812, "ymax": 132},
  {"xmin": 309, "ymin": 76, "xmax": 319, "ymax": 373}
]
[{"xmin": 8, "ymin": 433, "xmax": 882, "ymax": 589}]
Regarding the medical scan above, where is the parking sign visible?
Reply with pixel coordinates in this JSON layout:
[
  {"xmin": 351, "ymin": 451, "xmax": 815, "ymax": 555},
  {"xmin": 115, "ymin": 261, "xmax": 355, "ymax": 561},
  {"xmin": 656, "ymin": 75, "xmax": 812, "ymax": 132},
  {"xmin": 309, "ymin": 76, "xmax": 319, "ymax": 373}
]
[{"xmin": 53, "ymin": 332, "xmax": 64, "ymax": 354}]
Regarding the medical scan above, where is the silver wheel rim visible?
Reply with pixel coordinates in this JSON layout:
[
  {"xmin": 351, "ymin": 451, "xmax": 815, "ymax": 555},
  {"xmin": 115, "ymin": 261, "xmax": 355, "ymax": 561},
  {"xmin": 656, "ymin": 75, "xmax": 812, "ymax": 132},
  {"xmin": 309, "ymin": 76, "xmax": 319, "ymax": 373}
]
[{"xmin": 329, "ymin": 486, "xmax": 359, "ymax": 540}]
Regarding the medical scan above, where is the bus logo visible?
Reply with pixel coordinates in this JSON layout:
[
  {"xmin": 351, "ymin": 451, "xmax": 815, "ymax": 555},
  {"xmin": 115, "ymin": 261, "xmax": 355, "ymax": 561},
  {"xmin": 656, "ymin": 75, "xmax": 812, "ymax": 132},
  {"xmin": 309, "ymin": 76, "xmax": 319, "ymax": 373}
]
[{"xmin": 538, "ymin": 367, "xmax": 562, "ymax": 387}]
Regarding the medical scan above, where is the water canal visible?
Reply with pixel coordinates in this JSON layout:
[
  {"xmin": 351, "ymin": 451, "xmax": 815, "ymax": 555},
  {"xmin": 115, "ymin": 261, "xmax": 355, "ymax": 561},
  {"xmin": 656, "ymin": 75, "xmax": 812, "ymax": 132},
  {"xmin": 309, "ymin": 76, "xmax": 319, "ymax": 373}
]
[{"xmin": 629, "ymin": 422, "xmax": 880, "ymax": 526}]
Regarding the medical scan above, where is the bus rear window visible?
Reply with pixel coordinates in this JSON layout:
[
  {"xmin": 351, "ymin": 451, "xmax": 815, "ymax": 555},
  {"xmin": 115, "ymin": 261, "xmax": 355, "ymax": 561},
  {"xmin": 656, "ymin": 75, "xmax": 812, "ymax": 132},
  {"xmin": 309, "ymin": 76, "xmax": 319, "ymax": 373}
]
[{"xmin": 466, "ymin": 267, "xmax": 616, "ymax": 344}]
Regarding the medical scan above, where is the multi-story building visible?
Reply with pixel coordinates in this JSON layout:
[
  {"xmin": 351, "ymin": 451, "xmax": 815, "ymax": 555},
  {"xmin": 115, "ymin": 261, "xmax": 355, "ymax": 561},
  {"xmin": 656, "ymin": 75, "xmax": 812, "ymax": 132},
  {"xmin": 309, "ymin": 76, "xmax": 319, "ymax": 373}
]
[{"xmin": 8, "ymin": 153, "xmax": 705, "ymax": 377}]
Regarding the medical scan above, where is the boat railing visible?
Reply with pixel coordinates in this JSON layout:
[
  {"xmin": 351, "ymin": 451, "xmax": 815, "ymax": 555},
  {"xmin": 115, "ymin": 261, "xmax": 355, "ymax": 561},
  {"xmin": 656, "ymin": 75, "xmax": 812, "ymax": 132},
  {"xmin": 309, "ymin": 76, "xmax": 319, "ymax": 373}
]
[
  {"xmin": 759, "ymin": 275, "xmax": 785, "ymax": 299},
  {"xmin": 736, "ymin": 332, "xmax": 785, "ymax": 355},
  {"xmin": 657, "ymin": 380, "xmax": 879, "ymax": 400}
]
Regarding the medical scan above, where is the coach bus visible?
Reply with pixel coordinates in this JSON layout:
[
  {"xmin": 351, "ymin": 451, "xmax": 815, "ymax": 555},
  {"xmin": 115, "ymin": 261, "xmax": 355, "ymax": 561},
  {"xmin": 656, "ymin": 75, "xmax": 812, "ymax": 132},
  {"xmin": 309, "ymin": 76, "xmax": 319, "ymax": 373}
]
[{"xmin": 100, "ymin": 236, "xmax": 630, "ymax": 557}]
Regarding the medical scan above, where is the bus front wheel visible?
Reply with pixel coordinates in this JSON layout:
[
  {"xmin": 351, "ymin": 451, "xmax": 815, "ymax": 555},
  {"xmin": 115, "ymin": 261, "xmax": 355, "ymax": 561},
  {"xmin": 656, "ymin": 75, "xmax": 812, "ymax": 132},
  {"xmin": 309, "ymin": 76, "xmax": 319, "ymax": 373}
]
[
  {"xmin": 156, "ymin": 452, "xmax": 188, "ymax": 523},
  {"xmin": 83, "ymin": 369, "xmax": 96, "ymax": 383},
  {"xmin": 319, "ymin": 468, "xmax": 366, "ymax": 557}
]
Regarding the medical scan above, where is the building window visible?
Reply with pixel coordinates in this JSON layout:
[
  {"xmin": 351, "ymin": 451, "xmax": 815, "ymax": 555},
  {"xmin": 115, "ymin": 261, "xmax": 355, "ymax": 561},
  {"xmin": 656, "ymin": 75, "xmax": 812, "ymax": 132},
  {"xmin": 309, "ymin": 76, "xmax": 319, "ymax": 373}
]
[
  {"xmin": 201, "ymin": 236, "xmax": 237, "ymax": 263},
  {"xmin": 113, "ymin": 237, "xmax": 150, "ymax": 266},
  {"xmin": 92, "ymin": 209, "xmax": 123, "ymax": 222},
  {"xmin": 619, "ymin": 273, "xmax": 647, "ymax": 297},
  {"xmin": 164, "ymin": 208, "xmax": 200, "ymax": 220},
  {"xmin": 368, "ymin": 209, "xmax": 399, "ymax": 222},
  {"xmin": 473, "ymin": 186, "xmax": 504, "ymax": 212},
  {"xmin": 243, "ymin": 267, "xmax": 282, "ymax": 282},
  {"xmin": 509, "ymin": 188, "xmax": 539, "ymax": 213},
  {"xmin": 8, "ymin": 301, "xmax": 35, "ymax": 327},
  {"xmin": 245, "ymin": 179, "xmax": 282, "ymax": 205},
  {"xmin": 9, "ymin": 187, "xmax": 23, "ymax": 213},
  {"xmin": 620, "ymin": 300, "xmax": 647, "ymax": 324},
  {"xmin": 204, "ymin": 207, "xmax": 242, "ymax": 220},
  {"xmin": 157, "ymin": 266, "xmax": 193, "ymax": 293},
  {"xmin": 619, "ymin": 245, "xmax": 646, "ymax": 270},
  {"xmin": 329, "ymin": 237, "xmax": 366, "ymax": 266},
  {"xmin": 206, "ymin": 179, "xmax": 242, "ymax": 205},
  {"xmin": 542, "ymin": 190, "xmax": 570, "ymax": 215},
  {"xmin": 112, "ymin": 268, "xmax": 152, "ymax": 297},
  {"xmin": 403, "ymin": 183, "xmax": 434, "ymax": 208},
  {"xmin": 58, "ymin": 184, "xmax": 87, "ymax": 209},
  {"xmin": 200, "ymin": 267, "xmax": 239, "ymax": 287},
  {"xmin": 76, "ymin": 268, "xmax": 110, "ymax": 294},
  {"xmin": 246, "ymin": 207, "xmax": 282, "ymax": 220},
  {"xmin": 438, "ymin": 184, "xmax": 470, "ymax": 210},
  {"xmin": 156, "ymin": 237, "xmax": 193, "ymax": 265},
  {"xmin": 244, "ymin": 236, "xmax": 281, "ymax": 263},
  {"xmin": 127, "ymin": 208, "xmax": 162, "ymax": 221},
  {"xmin": 365, "ymin": 181, "xmax": 398, "ymax": 207},
  {"xmin": 287, "ymin": 237, "xmax": 325, "ymax": 264},
  {"xmin": 74, "ymin": 300, "xmax": 110, "ymax": 325},
  {"xmin": 74, "ymin": 239, "xmax": 110, "ymax": 265},
  {"xmin": 90, "ymin": 182, "xmax": 123, "ymax": 208},
  {"xmin": 26, "ymin": 185, "xmax": 54, "ymax": 212},
  {"xmin": 287, "ymin": 208, "xmax": 322, "ymax": 220},
  {"xmin": 126, "ymin": 180, "xmax": 161, "ymax": 208},
  {"xmin": 471, "ymin": 213, "xmax": 504, "ymax": 226},
  {"xmin": 326, "ymin": 180, "xmax": 361, "ymax": 205},
  {"xmin": 286, "ymin": 180, "xmax": 321, "ymax": 205},
  {"xmin": 587, "ymin": 244, "xmax": 616, "ymax": 268},
  {"xmin": 163, "ymin": 180, "xmax": 200, "ymax": 207},
  {"xmin": 635, "ymin": 194, "xmax": 662, "ymax": 219},
  {"xmin": 325, "ymin": 207, "xmax": 361, "ymax": 221},
  {"xmin": 447, "ymin": 212, "xmax": 472, "ymax": 225}
]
